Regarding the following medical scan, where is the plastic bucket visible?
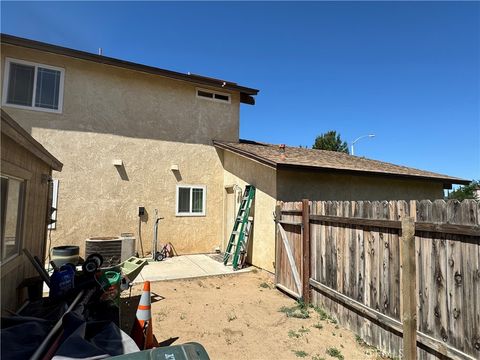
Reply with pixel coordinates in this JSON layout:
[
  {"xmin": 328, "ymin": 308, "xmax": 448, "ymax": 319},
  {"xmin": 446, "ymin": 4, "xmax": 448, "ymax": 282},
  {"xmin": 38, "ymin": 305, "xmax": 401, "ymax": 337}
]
[
  {"xmin": 99, "ymin": 270, "xmax": 121, "ymax": 305},
  {"xmin": 51, "ymin": 246, "xmax": 80, "ymax": 267}
]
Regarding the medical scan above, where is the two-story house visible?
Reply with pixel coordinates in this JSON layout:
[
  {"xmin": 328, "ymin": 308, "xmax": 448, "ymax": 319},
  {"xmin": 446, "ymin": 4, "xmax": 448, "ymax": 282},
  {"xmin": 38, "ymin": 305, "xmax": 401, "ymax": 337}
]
[{"xmin": 1, "ymin": 34, "xmax": 468, "ymax": 273}]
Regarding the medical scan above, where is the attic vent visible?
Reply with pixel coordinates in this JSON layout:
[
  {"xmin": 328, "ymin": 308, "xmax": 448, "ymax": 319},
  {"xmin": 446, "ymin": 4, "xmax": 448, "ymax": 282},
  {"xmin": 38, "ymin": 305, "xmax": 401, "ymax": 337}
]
[{"xmin": 196, "ymin": 88, "xmax": 231, "ymax": 103}]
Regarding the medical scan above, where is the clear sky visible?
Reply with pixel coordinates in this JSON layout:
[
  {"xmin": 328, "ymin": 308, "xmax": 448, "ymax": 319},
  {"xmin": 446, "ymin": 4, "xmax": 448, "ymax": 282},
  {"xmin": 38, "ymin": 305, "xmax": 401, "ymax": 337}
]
[{"xmin": 2, "ymin": 1, "xmax": 479, "ymax": 181}]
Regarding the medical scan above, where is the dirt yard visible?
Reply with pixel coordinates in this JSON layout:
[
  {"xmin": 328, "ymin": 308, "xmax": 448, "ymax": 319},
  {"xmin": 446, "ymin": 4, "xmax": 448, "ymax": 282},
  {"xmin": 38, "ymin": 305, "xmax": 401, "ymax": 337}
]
[{"xmin": 121, "ymin": 270, "xmax": 387, "ymax": 360}]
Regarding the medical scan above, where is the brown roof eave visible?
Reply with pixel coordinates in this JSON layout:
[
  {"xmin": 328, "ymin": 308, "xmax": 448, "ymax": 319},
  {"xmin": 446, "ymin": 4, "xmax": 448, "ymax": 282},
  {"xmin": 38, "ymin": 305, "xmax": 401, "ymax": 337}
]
[
  {"xmin": 213, "ymin": 140, "xmax": 469, "ymax": 188},
  {"xmin": 213, "ymin": 141, "xmax": 277, "ymax": 169},
  {"xmin": 277, "ymin": 163, "xmax": 470, "ymax": 188},
  {"xmin": 1, "ymin": 34, "xmax": 259, "ymax": 103}
]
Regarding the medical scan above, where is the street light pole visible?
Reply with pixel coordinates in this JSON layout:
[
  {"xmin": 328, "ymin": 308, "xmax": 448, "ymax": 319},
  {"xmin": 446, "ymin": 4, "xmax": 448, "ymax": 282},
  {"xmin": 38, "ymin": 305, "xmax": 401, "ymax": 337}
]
[{"xmin": 351, "ymin": 134, "xmax": 375, "ymax": 155}]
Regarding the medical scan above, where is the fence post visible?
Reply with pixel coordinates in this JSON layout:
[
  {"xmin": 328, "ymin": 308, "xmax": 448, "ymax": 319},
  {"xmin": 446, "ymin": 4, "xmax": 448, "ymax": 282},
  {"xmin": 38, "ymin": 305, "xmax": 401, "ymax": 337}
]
[
  {"xmin": 401, "ymin": 216, "xmax": 417, "ymax": 359},
  {"xmin": 302, "ymin": 199, "xmax": 311, "ymax": 305},
  {"xmin": 274, "ymin": 204, "xmax": 282, "ymax": 286}
]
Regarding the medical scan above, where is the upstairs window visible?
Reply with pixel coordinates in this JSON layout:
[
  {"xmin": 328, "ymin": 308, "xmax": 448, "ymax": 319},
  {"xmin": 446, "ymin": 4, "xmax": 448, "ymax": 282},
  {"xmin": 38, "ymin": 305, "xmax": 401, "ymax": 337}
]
[
  {"xmin": 3, "ymin": 58, "xmax": 65, "ymax": 113},
  {"xmin": 176, "ymin": 185, "xmax": 206, "ymax": 216},
  {"xmin": 196, "ymin": 88, "xmax": 231, "ymax": 103}
]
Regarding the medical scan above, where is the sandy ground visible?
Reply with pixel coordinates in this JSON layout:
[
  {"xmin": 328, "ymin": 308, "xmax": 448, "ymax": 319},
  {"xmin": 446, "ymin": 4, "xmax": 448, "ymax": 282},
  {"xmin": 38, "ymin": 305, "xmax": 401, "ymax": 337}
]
[{"xmin": 121, "ymin": 270, "xmax": 388, "ymax": 360}]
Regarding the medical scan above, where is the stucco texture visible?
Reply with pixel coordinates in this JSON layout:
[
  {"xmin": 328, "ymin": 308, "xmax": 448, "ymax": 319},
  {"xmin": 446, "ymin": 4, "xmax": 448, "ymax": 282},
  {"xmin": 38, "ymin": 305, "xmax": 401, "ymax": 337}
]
[
  {"xmin": 1, "ymin": 44, "xmax": 239, "ymax": 256},
  {"xmin": 221, "ymin": 151, "xmax": 445, "ymax": 274},
  {"xmin": 277, "ymin": 169, "xmax": 445, "ymax": 202},
  {"xmin": 1, "ymin": 44, "xmax": 240, "ymax": 144},
  {"xmin": 222, "ymin": 151, "xmax": 277, "ymax": 272}
]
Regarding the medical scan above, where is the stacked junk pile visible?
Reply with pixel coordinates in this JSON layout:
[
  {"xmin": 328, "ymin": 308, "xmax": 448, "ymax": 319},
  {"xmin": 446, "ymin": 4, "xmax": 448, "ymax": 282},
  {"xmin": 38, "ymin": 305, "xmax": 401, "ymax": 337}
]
[{"xmin": 1, "ymin": 232, "xmax": 210, "ymax": 360}]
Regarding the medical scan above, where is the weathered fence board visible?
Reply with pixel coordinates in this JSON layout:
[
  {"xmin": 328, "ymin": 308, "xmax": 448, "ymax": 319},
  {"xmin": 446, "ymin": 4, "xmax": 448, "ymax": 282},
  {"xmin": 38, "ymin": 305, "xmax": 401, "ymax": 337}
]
[
  {"xmin": 275, "ymin": 202, "xmax": 303, "ymax": 299},
  {"xmin": 278, "ymin": 199, "xmax": 480, "ymax": 359}
]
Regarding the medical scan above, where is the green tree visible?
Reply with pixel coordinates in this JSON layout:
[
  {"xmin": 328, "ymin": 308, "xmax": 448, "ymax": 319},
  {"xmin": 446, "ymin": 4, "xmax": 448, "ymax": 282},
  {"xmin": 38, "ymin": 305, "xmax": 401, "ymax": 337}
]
[
  {"xmin": 313, "ymin": 131, "xmax": 349, "ymax": 153},
  {"xmin": 446, "ymin": 180, "xmax": 479, "ymax": 200}
]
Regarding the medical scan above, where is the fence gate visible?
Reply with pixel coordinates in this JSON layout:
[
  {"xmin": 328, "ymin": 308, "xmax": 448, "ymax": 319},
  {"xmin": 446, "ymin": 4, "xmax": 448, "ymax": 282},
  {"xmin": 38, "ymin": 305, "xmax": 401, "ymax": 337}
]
[{"xmin": 274, "ymin": 201, "xmax": 310, "ymax": 301}]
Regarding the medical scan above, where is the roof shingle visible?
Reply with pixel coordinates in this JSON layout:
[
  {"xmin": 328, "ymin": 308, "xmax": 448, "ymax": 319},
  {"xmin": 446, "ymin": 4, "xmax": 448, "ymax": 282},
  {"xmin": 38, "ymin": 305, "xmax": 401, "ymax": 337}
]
[{"xmin": 214, "ymin": 139, "xmax": 468, "ymax": 185}]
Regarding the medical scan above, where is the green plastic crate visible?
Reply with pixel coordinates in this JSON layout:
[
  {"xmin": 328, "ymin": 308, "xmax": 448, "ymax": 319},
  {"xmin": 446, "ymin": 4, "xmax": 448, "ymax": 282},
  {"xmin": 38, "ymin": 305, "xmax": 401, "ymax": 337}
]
[{"xmin": 110, "ymin": 342, "xmax": 210, "ymax": 360}]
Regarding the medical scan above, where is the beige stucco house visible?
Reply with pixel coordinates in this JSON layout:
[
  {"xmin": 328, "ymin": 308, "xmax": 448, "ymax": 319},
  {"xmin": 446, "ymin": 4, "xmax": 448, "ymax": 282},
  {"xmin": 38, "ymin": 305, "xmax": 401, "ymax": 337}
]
[{"xmin": 1, "ymin": 34, "xmax": 468, "ymax": 273}]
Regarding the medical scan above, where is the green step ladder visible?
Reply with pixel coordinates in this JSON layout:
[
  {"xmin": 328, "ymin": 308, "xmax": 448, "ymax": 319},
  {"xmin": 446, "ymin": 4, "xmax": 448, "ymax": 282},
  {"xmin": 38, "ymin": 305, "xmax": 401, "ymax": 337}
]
[{"xmin": 223, "ymin": 185, "xmax": 256, "ymax": 270}]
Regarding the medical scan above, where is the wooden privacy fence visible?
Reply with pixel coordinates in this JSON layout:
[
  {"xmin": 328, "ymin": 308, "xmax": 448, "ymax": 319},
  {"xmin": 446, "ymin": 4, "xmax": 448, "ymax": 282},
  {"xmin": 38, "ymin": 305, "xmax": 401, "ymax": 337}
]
[{"xmin": 275, "ymin": 199, "xmax": 480, "ymax": 360}]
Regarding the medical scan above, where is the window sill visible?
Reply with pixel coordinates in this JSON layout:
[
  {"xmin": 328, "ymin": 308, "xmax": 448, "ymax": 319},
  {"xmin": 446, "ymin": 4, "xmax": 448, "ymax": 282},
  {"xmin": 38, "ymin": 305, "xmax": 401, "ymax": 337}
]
[
  {"xmin": 0, "ymin": 254, "xmax": 23, "ymax": 276},
  {"xmin": 175, "ymin": 213, "xmax": 206, "ymax": 217},
  {"xmin": 2, "ymin": 102, "xmax": 63, "ymax": 114}
]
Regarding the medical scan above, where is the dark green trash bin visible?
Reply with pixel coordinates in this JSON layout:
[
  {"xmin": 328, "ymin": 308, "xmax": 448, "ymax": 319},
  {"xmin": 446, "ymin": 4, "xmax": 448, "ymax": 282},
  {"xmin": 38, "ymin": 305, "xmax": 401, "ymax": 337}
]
[{"xmin": 109, "ymin": 342, "xmax": 210, "ymax": 360}]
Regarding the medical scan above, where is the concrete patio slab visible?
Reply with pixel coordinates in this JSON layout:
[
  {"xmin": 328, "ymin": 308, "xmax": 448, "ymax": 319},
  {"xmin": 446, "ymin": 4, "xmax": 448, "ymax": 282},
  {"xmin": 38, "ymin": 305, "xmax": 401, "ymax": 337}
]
[{"xmin": 132, "ymin": 254, "xmax": 251, "ymax": 284}]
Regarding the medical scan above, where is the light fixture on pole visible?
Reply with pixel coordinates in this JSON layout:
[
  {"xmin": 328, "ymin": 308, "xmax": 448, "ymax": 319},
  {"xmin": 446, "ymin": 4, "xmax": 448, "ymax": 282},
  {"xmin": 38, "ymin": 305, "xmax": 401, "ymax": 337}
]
[{"xmin": 351, "ymin": 134, "xmax": 375, "ymax": 155}]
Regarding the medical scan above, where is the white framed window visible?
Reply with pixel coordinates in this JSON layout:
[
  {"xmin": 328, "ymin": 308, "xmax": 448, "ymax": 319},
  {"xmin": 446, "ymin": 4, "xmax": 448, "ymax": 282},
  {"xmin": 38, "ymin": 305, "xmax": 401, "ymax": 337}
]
[
  {"xmin": 1, "ymin": 175, "xmax": 26, "ymax": 263},
  {"xmin": 196, "ymin": 88, "xmax": 231, "ymax": 103},
  {"xmin": 176, "ymin": 185, "xmax": 206, "ymax": 216},
  {"xmin": 2, "ymin": 57, "xmax": 65, "ymax": 113}
]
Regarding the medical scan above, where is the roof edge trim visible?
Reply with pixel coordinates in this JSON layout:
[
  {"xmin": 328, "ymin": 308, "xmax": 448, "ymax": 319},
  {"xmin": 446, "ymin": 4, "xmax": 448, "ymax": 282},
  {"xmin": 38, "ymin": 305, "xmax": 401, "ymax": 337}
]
[
  {"xmin": 213, "ymin": 140, "xmax": 277, "ymax": 169},
  {"xmin": 1, "ymin": 34, "xmax": 259, "ymax": 104}
]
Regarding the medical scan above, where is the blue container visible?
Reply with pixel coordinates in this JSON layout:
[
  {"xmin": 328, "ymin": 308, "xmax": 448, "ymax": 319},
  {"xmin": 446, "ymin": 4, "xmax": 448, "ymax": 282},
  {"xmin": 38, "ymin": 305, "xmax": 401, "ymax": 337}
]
[{"xmin": 50, "ymin": 264, "xmax": 75, "ymax": 298}]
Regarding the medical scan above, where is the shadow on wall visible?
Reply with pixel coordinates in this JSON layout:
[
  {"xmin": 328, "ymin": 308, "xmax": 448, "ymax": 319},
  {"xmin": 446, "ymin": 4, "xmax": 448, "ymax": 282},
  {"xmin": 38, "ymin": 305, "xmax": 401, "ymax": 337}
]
[
  {"xmin": 218, "ymin": 147, "xmax": 276, "ymax": 200},
  {"xmin": 172, "ymin": 169, "xmax": 182, "ymax": 182},
  {"xmin": 10, "ymin": 99, "xmax": 236, "ymax": 145},
  {"xmin": 246, "ymin": 197, "xmax": 256, "ymax": 266},
  {"xmin": 115, "ymin": 163, "xmax": 129, "ymax": 181},
  {"xmin": 136, "ymin": 209, "xmax": 149, "ymax": 256}
]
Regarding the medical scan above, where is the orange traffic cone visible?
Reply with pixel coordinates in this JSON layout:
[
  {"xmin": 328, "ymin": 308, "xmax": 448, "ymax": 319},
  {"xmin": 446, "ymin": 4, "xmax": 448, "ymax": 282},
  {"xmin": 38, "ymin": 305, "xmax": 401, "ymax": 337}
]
[{"xmin": 131, "ymin": 281, "xmax": 157, "ymax": 349}]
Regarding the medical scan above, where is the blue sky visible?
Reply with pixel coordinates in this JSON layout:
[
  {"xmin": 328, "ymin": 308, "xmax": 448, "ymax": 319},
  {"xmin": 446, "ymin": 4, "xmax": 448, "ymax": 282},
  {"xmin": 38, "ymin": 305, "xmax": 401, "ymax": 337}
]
[{"xmin": 2, "ymin": 1, "xmax": 479, "ymax": 181}]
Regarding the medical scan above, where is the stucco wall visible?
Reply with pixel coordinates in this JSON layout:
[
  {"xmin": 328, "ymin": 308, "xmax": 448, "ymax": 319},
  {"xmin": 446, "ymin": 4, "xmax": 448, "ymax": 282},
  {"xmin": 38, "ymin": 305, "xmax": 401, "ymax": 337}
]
[
  {"xmin": 37, "ymin": 130, "xmax": 225, "ymax": 255},
  {"xmin": 1, "ymin": 44, "xmax": 239, "ymax": 256},
  {"xmin": 1, "ymin": 44, "xmax": 240, "ymax": 144},
  {"xmin": 277, "ymin": 169, "xmax": 445, "ymax": 202},
  {"xmin": 222, "ymin": 151, "xmax": 277, "ymax": 272}
]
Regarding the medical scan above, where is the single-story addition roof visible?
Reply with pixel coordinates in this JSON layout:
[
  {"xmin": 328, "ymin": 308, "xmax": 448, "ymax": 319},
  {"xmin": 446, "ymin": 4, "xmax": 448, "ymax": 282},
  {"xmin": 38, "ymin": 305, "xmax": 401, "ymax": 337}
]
[
  {"xmin": 1, "ymin": 109, "xmax": 63, "ymax": 171},
  {"xmin": 213, "ymin": 139, "xmax": 469, "ymax": 188},
  {"xmin": 0, "ymin": 33, "xmax": 259, "ymax": 105}
]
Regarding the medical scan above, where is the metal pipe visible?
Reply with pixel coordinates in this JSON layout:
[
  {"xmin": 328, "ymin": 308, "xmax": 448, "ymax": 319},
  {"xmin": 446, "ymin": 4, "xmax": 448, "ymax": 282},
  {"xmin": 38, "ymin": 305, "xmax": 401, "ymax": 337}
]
[
  {"xmin": 23, "ymin": 248, "xmax": 51, "ymax": 287},
  {"xmin": 152, "ymin": 209, "xmax": 158, "ymax": 261}
]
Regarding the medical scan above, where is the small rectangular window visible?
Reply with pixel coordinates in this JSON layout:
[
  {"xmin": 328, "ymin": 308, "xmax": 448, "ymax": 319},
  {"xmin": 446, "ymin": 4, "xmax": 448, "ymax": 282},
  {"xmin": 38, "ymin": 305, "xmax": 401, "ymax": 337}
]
[
  {"xmin": 2, "ymin": 58, "xmax": 65, "ymax": 113},
  {"xmin": 1, "ymin": 176, "xmax": 26, "ymax": 263},
  {"xmin": 197, "ymin": 90, "xmax": 213, "ymax": 99},
  {"xmin": 214, "ymin": 93, "xmax": 229, "ymax": 101},
  {"xmin": 176, "ymin": 185, "xmax": 206, "ymax": 216},
  {"xmin": 196, "ymin": 88, "xmax": 230, "ymax": 103}
]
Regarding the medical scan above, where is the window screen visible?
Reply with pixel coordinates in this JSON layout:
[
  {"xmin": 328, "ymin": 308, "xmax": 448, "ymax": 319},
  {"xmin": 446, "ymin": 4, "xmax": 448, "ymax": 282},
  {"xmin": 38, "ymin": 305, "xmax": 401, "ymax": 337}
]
[
  {"xmin": 192, "ymin": 188, "xmax": 203, "ymax": 213},
  {"xmin": 35, "ymin": 67, "xmax": 61, "ymax": 109},
  {"xmin": 197, "ymin": 90, "xmax": 213, "ymax": 99},
  {"xmin": 178, "ymin": 187, "xmax": 191, "ymax": 213},
  {"xmin": 7, "ymin": 63, "xmax": 35, "ymax": 106}
]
